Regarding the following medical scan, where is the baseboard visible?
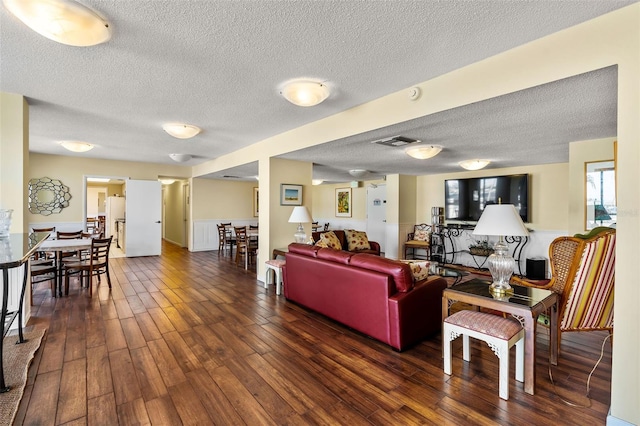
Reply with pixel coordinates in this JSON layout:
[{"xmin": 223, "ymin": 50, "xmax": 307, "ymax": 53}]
[{"xmin": 607, "ymin": 409, "xmax": 634, "ymax": 426}]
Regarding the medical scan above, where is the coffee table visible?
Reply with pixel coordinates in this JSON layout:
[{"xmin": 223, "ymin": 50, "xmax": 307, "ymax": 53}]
[
  {"xmin": 431, "ymin": 264, "xmax": 468, "ymax": 284},
  {"xmin": 442, "ymin": 278, "xmax": 559, "ymax": 395}
]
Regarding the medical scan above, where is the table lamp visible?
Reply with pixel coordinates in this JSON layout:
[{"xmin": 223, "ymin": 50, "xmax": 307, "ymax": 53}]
[
  {"xmin": 472, "ymin": 204, "xmax": 529, "ymax": 294},
  {"xmin": 288, "ymin": 206, "xmax": 313, "ymax": 243}
]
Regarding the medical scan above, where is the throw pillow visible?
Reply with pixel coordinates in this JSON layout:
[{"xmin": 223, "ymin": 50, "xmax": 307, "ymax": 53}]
[
  {"xmin": 345, "ymin": 229, "xmax": 371, "ymax": 251},
  {"xmin": 413, "ymin": 229, "xmax": 430, "ymax": 241},
  {"xmin": 400, "ymin": 260, "xmax": 430, "ymax": 281},
  {"xmin": 314, "ymin": 239, "xmax": 329, "ymax": 248},
  {"xmin": 320, "ymin": 231, "xmax": 342, "ymax": 250}
]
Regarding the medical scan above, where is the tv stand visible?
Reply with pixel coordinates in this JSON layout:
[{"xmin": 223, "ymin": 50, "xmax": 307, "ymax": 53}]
[{"xmin": 430, "ymin": 224, "xmax": 529, "ymax": 275}]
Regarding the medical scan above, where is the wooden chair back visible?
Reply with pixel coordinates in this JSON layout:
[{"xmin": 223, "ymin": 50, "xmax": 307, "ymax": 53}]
[{"xmin": 57, "ymin": 230, "xmax": 83, "ymax": 240}]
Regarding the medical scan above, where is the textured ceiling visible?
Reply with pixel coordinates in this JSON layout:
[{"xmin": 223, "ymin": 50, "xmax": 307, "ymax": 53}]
[{"xmin": 0, "ymin": 1, "xmax": 632, "ymax": 181}]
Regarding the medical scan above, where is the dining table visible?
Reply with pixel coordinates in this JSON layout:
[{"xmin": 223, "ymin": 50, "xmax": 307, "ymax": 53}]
[{"xmin": 39, "ymin": 238, "xmax": 93, "ymax": 297}]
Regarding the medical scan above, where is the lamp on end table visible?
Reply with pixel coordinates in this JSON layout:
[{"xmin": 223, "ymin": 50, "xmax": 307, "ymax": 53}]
[
  {"xmin": 288, "ymin": 206, "xmax": 313, "ymax": 243},
  {"xmin": 472, "ymin": 204, "xmax": 529, "ymax": 294}
]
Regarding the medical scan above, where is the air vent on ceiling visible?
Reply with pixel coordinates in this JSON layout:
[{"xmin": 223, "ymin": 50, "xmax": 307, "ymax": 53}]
[
  {"xmin": 222, "ymin": 175, "xmax": 241, "ymax": 179},
  {"xmin": 371, "ymin": 135, "xmax": 421, "ymax": 147}
]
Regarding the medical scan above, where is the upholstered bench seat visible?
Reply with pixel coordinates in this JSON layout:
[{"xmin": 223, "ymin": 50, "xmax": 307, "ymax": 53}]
[{"xmin": 443, "ymin": 310, "xmax": 524, "ymax": 400}]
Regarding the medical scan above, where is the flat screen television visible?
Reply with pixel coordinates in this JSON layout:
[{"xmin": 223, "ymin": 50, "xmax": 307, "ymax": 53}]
[{"xmin": 444, "ymin": 174, "xmax": 529, "ymax": 223}]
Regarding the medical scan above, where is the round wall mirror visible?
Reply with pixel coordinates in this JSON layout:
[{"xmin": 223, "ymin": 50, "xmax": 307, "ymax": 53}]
[{"xmin": 28, "ymin": 177, "xmax": 72, "ymax": 215}]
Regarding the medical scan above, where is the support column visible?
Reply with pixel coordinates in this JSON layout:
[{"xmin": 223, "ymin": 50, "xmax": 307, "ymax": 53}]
[{"xmin": 0, "ymin": 92, "xmax": 29, "ymax": 232}]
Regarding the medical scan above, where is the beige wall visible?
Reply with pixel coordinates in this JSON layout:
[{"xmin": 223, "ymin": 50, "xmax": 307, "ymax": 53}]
[
  {"xmin": 310, "ymin": 181, "xmax": 373, "ymax": 223},
  {"xmin": 191, "ymin": 178, "xmax": 257, "ymax": 221},
  {"xmin": 29, "ymin": 153, "xmax": 190, "ymax": 224},
  {"xmin": 0, "ymin": 92, "xmax": 29, "ymax": 231},
  {"xmin": 418, "ymin": 163, "xmax": 569, "ymax": 231},
  {"xmin": 568, "ymin": 138, "xmax": 616, "ymax": 235}
]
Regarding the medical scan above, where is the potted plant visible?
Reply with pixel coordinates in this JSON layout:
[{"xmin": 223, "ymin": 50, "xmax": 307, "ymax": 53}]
[{"xmin": 469, "ymin": 239, "xmax": 494, "ymax": 256}]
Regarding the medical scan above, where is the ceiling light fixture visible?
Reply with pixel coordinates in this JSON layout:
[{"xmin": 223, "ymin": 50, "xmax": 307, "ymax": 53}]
[
  {"xmin": 348, "ymin": 169, "xmax": 369, "ymax": 179},
  {"xmin": 312, "ymin": 179, "xmax": 324, "ymax": 186},
  {"xmin": 169, "ymin": 153, "xmax": 192, "ymax": 162},
  {"xmin": 405, "ymin": 144, "xmax": 443, "ymax": 160},
  {"xmin": 87, "ymin": 177, "xmax": 109, "ymax": 183},
  {"xmin": 162, "ymin": 123, "xmax": 201, "ymax": 139},
  {"xmin": 280, "ymin": 79, "xmax": 330, "ymax": 107},
  {"xmin": 3, "ymin": 0, "xmax": 111, "ymax": 47},
  {"xmin": 59, "ymin": 140, "xmax": 94, "ymax": 152},
  {"xmin": 459, "ymin": 159, "xmax": 491, "ymax": 171},
  {"xmin": 159, "ymin": 179, "xmax": 176, "ymax": 185}
]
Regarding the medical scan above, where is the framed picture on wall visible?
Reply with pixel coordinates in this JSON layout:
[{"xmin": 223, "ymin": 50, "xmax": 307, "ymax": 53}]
[
  {"xmin": 253, "ymin": 187, "xmax": 259, "ymax": 217},
  {"xmin": 335, "ymin": 188, "xmax": 352, "ymax": 217},
  {"xmin": 280, "ymin": 184, "xmax": 303, "ymax": 206}
]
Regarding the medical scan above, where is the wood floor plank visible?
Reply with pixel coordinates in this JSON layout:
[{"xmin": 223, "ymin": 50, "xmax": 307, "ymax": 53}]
[
  {"xmin": 130, "ymin": 346, "xmax": 168, "ymax": 401},
  {"xmin": 120, "ymin": 316, "xmax": 147, "ymax": 349},
  {"xmin": 135, "ymin": 312, "xmax": 163, "ymax": 342},
  {"xmin": 86, "ymin": 345, "xmax": 113, "ymax": 399},
  {"xmin": 56, "ymin": 358, "xmax": 87, "ymax": 424},
  {"xmin": 145, "ymin": 394, "xmax": 184, "ymax": 425},
  {"xmin": 87, "ymin": 392, "xmax": 119, "ymax": 426},
  {"xmin": 104, "ymin": 318, "xmax": 128, "ymax": 352},
  {"xmin": 117, "ymin": 397, "xmax": 151, "ymax": 426},
  {"xmin": 162, "ymin": 330, "xmax": 203, "ymax": 374},
  {"xmin": 109, "ymin": 348, "xmax": 143, "ymax": 405},
  {"xmin": 167, "ymin": 380, "xmax": 214, "ymax": 425},
  {"xmin": 37, "ymin": 331, "xmax": 66, "ymax": 374},
  {"xmin": 147, "ymin": 338, "xmax": 188, "ymax": 387},
  {"xmin": 185, "ymin": 369, "xmax": 245, "ymax": 425},
  {"xmin": 148, "ymin": 307, "xmax": 177, "ymax": 334},
  {"xmin": 23, "ymin": 370, "xmax": 61, "ymax": 426}
]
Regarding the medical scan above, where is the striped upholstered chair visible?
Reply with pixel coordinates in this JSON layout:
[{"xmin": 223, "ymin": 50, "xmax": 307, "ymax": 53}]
[{"xmin": 513, "ymin": 227, "xmax": 615, "ymax": 355}]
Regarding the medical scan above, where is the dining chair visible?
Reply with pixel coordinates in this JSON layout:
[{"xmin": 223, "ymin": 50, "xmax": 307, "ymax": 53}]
[
  {"xmin": 31, "ymin": 226, "xmax": 56, "ymax": 259},
  {"xmin": 234, "ymin": 226, "xmax": 257, "ymax": 269},
  {"xmin": 56, "ymin": 230, "xmax": 85, "ymax": 261},
  {"xmin": 323, "ymin": 223, "xmax": 330, "ymax": 231},
  {"xmin": 63, "ymin": 236, "xmax": 113, "ymax": 297},
  {"xmin": 30, "ymin": 258, "xmax": 57, "ymax": 304}
]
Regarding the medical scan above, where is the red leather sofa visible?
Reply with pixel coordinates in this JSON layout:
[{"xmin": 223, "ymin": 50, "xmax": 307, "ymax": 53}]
[
  {"xmin": 283, "ymin": 243, "xmax": 447, "ymax": 351},
  {"xmin": 311, "ymin": 230, "xmax": 381, "ymax": 255}
]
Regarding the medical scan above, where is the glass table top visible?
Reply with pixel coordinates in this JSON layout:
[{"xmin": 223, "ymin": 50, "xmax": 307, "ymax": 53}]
[{"xmin": 447, "ymin": 278, "xmax": 554, "ymax": 308}]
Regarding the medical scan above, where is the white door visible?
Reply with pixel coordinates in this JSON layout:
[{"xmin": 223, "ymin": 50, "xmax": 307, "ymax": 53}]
[
  {"xmin": 126, "ymin": 179, "xmax": 162, "ymax": 257},
  {"xmin": 366, "ymin": 184, "xmax": 387, "ymax": 254}
]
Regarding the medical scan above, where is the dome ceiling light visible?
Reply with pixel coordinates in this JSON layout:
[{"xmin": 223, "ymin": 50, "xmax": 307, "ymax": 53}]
[
  {"xmin": 169, "ymin": 153, "xmax": 192, "ymax": 162},
  {"xmin": 459, "ymin": 159, "xmax": 491, "ymax": 170},
  {"xmin": 280, "ymin": 79, "xmax": 330, "ymax": 107},
  {"xmin": 59, "ymin": 140, "xmax": 94, "ymax": 152},
  {"xmin": 348, "ymin": 169, "xmax": 369, "ymax": 179},
  {"xmin": 405, "ymin": 144, "xmax": 443, "ymax": 160},
  {"xmin": 3, "ymin": 0, "xmax": 112, "ymax": 47},
  {"xmin": 312, "ymin": 179, "xmax": 324, "ymax": 186},
  {"xmin": 159, "ymin": 179, "xmax": 176, "ymax": 185},
  {"xmin": 162, "ymin": 123, "xmax": 201, "ymax": 139}
]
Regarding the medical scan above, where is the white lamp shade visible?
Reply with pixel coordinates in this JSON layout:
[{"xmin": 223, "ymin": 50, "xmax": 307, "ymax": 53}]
[
  {"xmin": 162, "ymin": 123, "xmax": 201, "ymax": 139},
  {"xmin": 59, "ymin": 140, "xmax": 94, "ymax": 152},
  {"xmin": 280, "ymin": 80, "xmax": 330, "ymax": 107},
  {"xmin": 472, "ymin": 204, "xmax": 529, "ymax": 237},
  {"xmin": 4, "ymin": 0, "xmax": 111, "ymax": 47},
  {"xmin": 288, "ymin": 206, "xmax": 313, "ymax": 224},
  {"xmin": 405, "ymin": 144, "xmax": 443, "ymax": 160}
]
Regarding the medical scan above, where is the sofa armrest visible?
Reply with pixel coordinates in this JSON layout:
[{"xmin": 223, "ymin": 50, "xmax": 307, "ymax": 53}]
[
  {"xmin": 387, "ymin": 276, "xmax": 448, "ymax": 351},
  {"xmin": 368, "ymin": 241, "xmax": 381, "ymax": 255}
]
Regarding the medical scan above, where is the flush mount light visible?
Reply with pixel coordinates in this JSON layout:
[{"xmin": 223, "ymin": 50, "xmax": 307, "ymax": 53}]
[
  {"xmin": 405, "ymin": 144, "xmax": 443, "ymax": 160},
  {"xmin": 59, "ymin": 140, "xmax": 94, "ymax": 152},
  {"xmin": 3, "ymin": 0, "xmax": 111, "ymax": 46},
  {"xmin": 159, "ymin": 179, "xmax": 176, "ymax": 185},
  {"xmin": 87, "ymin": 177, "xmax": 109, "ymax": 183},
  {"xmin": 459, "ymin": 159, "xmax": 491, "ymax": 171},
  {"xmin": 312, "ymin": 179, "xmax": 324, "ymax": 186},
  {"xmin": 169, "ymin": 153, "xmax": 192, "ymax": 162},
  {"xmin": 162, "ymin": 123, "xmax": 201, "ymax": 139},
  {"xmin": 280, "ymin": 79, "xmax": 330, "ymax": 107},
  {"xmin": 349, "ymin": 169, "xmax": 369, "ymax": 179}
]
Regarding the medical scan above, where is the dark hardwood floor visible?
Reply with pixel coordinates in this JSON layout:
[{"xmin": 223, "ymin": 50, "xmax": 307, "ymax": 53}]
[{"xmin": 16, "ymin": 241, "xmax": 612, "ymax": 425}]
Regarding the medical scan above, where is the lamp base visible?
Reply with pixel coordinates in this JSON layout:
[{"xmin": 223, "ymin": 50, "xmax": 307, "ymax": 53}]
[
  {"xmin": 294, "ymin": 223, "xmax": 306, "ymax": 243},
  {"xmin": 489, "ymin": 281, "xmax": 513, "ymax": 294}
]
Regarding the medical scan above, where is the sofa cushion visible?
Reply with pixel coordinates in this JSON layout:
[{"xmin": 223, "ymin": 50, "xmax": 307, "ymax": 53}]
[
  {"xmin": 400, "ymin": 260, "xmax": 430, "ymax": 281},
  {"xmin": 288, "ymin": 243, "xmax": 320, "ymax": 257},
  {"xmin": 350, "ymin": 254, "xmax": 414, "ymax": 292},
  {"xmin": 320, "ymin": 231, "xmax": 342, "ymax": 250},
  {"xmin": 345, "ymin": 229, "xmax": 371, "ymax": 251},
  {"xmin": 317, "ymin": 248, "xmax": 354, "ymax": 264},
  {"xmin": 314, "ymin": 239, "xmax": 329, "ymax": 248}
]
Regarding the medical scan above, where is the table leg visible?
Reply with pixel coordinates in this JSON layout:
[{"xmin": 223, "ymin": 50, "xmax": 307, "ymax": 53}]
[
  {"xmin": 57, "ymin": 252, "xmax": 63, "ymax": 297},
  {"xmin": 523, "ymin": 315, "xmax": 537, "ymax": 395},
  {"xmin": 441, "ymin": 295, "xmax": 449, "ymax": 357},
  {"xmin": 550, "ymin": 300, "xmax": 559, "ymax": 366},
  {"xmin": 1, "ymin": 268, "xmax": 9, "ymax": 392}
]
